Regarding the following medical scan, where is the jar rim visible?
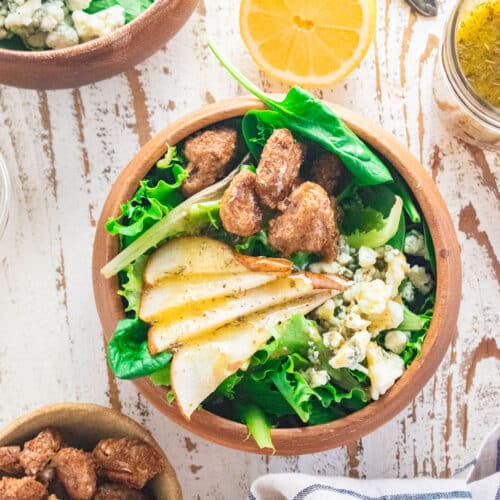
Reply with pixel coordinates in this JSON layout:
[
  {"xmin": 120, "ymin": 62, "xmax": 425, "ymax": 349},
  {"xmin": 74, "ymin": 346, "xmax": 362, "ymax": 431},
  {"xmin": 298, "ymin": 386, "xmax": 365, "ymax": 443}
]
[
  {"xmin": 0, "ymin": 153, "xmax": 11, "ymax": 240},
  {"xmin": 442, "ymin": 0, "xmax": 500, "ymax": 130}
]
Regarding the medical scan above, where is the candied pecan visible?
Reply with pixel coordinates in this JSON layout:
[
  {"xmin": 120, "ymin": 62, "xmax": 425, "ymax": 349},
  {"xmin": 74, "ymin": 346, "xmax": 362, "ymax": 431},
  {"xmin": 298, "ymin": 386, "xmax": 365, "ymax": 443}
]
[
  {"xmin": 255, "ymin": 128, "xmax": 305, "ymax": 208},
  {"xmin": 268, "ymin": 181, "xmax": 339, "ymax": 261},
  {"xmin": 0, "ymin": 445, "xmax": 23, "ymax": 475},
  {"xmin": 220, "ymin": 169, "xmax": 263, "ymax": 236},
  {"xmin": 37, "ymin": 463, "xmax": 56, "ymax": 486},
  {"xmin": 309, "ymin": 151, "xmax": 346, "ymax": 195},
  {"xmin": 182, "ymin": 127, "xmax": 238, "ymax": 197},
  {"xmin": 0, "ymin": 476, "xmax": 47, "ymax": 499},
  {"xmin": 93, "ymin": 438, "xmax": 164, "ymax": 490},
  {"xmin": 52, "ymin": 448, "xmax": 96, "ymax": 500},
  {"xmin": 93, "ymin": 482, "xmax": 148, "ymax": 499},
  {"xmin": 19, "ymin": 428, "xmax": 62, "ymax": 476}
]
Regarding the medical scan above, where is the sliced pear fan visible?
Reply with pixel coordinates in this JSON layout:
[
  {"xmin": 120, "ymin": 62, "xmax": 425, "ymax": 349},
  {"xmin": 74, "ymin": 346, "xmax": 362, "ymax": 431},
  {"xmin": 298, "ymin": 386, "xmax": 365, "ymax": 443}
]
[
  {"xmin": 144, "ymin": 236, "xmax": 292, "ymax": 285},
  {"xmin": 139, "ymin": 272, "xmax": 283, "ymax": 322},
  {"xmin": 171, "ymin": 292, "xmax": 333, "ymax": 419},
  {"xmin": 148, "ymin": 275, "xmax": 316, "ymax": 354}
]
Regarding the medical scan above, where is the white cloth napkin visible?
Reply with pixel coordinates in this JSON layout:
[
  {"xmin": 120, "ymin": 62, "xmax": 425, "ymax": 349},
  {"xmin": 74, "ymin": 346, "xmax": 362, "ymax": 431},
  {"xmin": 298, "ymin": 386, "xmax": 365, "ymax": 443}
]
[{"xmin": 249, "ymin": 425, "xmax": 500, "ymax": 499}]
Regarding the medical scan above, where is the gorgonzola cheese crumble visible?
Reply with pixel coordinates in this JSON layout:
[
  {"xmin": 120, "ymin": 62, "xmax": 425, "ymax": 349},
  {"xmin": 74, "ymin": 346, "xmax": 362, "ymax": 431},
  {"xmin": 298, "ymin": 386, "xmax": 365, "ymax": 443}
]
[
  {"xmin": 306, "ymin": 238, "xmax": 432, "ymax": 400},
  {"xmin": 0, "ymin": 0, "xmax": 125, "ymax": 49}
]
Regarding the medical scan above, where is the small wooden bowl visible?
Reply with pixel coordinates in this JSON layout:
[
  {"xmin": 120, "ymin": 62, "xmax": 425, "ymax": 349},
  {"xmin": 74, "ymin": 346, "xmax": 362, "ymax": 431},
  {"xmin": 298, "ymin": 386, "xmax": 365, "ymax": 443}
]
[
  {"xmin": 0, "ymin": 0, "xmax": 198, "ymax": 89},
  {"xmin": 0, "ymin": 403, "xmax": 182, "ymax": 499},
  {"xmin": 92, "ymin": 97, "xmax": 462, "ymax": 455}
]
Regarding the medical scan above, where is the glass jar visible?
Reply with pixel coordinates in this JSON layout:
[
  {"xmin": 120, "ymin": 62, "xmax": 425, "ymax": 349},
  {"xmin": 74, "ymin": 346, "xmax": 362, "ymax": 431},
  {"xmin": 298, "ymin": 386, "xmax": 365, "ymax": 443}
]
[
  {"xmin": 0, "ymin": 152, "xmax": 11, "ymax": 241},
  {"xmin": 433, "ymin": 0, "xmax": 500, "ymax": 150}
]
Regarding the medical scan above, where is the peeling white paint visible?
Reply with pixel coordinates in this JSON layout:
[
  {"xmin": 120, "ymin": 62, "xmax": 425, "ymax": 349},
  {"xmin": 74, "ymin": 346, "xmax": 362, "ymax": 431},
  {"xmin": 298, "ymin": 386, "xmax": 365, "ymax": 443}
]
[{"xmin": 0, "ymin": 1, "xmax": 498, "ymax": 499}]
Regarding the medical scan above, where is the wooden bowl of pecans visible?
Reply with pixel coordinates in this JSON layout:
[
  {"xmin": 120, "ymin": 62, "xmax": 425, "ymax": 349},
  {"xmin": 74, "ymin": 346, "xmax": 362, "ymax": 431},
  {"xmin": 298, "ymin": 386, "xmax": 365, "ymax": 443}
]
[{"xmin": 0, "ymin": 403, "xmax": 182, "ymax": 499}]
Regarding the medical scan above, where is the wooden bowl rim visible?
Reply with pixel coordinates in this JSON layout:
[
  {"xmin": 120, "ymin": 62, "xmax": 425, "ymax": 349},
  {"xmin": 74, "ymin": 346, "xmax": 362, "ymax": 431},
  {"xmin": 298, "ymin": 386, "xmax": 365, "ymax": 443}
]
[
  {"xmin": 92, "ymin": 96, "xmax": 462, "ymax": 455},
  {"xmin": 0, "ymin": 0, "xmax": 189, "ymax": 59},
  {"xmin": 0, "ymin": 402, "xmax": 182, "ymax": 498}
]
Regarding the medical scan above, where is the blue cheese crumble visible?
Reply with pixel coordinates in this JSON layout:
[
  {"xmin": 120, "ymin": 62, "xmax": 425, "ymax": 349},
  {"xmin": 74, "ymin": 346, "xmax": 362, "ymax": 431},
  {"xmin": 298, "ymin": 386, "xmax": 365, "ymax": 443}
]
[
  {"xmin": 0, "ymin": 0, "xmax": 125, "ymax": 49},
  {"xmin": 308, "ymin": 238, "xmax": 428, "ymax": 400}
]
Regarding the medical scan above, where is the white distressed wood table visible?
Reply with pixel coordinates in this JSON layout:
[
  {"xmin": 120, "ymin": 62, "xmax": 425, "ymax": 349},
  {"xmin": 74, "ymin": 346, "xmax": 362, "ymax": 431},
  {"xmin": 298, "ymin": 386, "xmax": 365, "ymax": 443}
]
[{"xmin": 0, "ymin": 1, "xmax": 499, "ymax": 498}]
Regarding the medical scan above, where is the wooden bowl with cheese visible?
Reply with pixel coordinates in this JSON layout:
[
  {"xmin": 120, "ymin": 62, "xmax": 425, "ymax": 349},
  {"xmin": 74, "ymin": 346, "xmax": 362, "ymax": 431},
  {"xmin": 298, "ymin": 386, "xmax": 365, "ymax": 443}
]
[{"xmin": 0, "ymin": 0, "xmax": 198, "ymax": 89}]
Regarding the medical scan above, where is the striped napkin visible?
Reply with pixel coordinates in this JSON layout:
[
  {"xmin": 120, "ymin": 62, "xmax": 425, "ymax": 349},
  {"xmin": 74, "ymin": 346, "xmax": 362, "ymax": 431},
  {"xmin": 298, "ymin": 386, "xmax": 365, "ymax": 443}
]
[{"xmin": 249, "ymin": 425, "xmax": 500, "ymax": 499}]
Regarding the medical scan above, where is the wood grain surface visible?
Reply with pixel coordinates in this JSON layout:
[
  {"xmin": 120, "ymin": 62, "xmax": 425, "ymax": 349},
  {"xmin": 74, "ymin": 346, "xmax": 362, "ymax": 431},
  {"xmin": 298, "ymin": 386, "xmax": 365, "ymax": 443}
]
[{"xmin": 0, "ymin": 1, "xmax": 498, "ymax": 498}]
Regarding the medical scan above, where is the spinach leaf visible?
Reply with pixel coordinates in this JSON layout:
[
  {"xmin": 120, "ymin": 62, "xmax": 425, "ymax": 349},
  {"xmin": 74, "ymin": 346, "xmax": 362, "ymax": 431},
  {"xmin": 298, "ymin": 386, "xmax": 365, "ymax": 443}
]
[
  {"xmin": 85, "ymin": 0, "xmax": 153, "ymax": 22},
  {"xmin": 209, "ymin": 43, "xmax": 393, "ymax": 186},
  {"xmin": 423, "ymin": 220, "xmax": 437, "ymax": 275},
  {"xmin": 107, "ymin": 318, "xmax": 172, "ymax": 379},
  {"xmin": 0, "ymin": 37, "xmax": 27, "ymax": 50},
  {"xmin": 290, "ymin": 251, "xmax": 319, "ymax": 270},
  {"xmin": 388, "ymin": 169, "xmax": 421, "ymax": 223},
  {"xmin": 241, "ymin": 111, "xmax": 285, "ymax": 158}
]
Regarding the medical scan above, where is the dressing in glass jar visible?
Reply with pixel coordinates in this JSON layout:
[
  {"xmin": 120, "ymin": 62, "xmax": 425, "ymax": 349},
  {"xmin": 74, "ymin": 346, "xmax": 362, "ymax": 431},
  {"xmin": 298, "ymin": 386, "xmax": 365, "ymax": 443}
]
[{"xmin": 433, "ymin": 0, "xmax": 500, "ymax": 150}]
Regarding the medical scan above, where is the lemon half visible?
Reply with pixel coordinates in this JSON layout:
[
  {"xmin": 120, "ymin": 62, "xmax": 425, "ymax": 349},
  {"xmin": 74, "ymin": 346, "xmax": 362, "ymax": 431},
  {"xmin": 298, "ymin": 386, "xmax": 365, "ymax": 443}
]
[{"xmin": 240, "ymin": 0, "xmax": 376, "ymax": 87}]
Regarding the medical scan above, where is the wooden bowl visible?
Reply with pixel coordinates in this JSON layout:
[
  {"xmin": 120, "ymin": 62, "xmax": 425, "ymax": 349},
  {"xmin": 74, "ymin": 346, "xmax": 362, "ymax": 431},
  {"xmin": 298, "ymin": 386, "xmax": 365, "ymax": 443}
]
[
  {"xmin": 92, "ymin": 96, "xmax": 462, "ymax": 455},
  {"xmin": 0, "ymin": 403, "xmax": 182, "ymax": 499},
  {"xmin": 0, "ymin": 0, "xmax": 198, "ymax": 89}
]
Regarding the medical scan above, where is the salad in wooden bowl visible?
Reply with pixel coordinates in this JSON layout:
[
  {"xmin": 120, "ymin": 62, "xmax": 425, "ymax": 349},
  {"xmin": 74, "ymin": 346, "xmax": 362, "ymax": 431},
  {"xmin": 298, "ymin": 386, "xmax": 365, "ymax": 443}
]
[{"xmin": 93, "ymin": 50, "xmax": 461, "ymax": 455}]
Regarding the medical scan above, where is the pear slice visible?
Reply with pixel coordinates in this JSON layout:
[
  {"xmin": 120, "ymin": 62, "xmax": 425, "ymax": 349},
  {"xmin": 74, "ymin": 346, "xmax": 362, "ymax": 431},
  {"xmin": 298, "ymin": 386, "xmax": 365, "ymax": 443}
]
[
  {"xmin": 144, "ymin": 236, "xmax": 292, "ymax": 285},
  {"xmin": 171, "ymin": 292, "xmax": 332, "ymax": 419},
  {"xmin": 148, "ymin": 275, "xmax": 316, "ymax": 354},
  {"xmin": 139, "ymin": 272, "xmax": 283, "ymax": 322}
]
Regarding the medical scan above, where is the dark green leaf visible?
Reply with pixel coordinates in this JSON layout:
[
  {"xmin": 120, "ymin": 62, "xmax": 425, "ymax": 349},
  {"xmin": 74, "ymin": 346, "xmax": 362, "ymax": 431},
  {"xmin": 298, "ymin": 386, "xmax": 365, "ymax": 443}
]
[
  {"xmin": 241, "ymin": 111, "xmax": 286, "ymax": 159},
  {"xmin": 0, "ymin": 37, "xmax": 27, "ymax": 50},
  {"xmin": 209, "ymin": 43, "xmax": 392, "ymax": 186},
  {"xmin": 236, "ymin": 372, "xmax": 294, "ymax": 418},
  {"xmin": 290, "ymin": 251, "xmax": 318, "ymax": 270},
  {"xmin": 388, "ymin": 169, "xmax": 421, "ymax": 223},
  {"xmin": 107, "ymin": 318, "xmax": 172, "ymax": 379},
  {"xmin": 308, "ymin": 401, "xmax": 347, "ymax": 425},
  {"xmin": 423, "ymin": 220, "xmax": 437, "ymax": 275},
  {"xmin": 216, "ymin": 372, "xmax": 244, "ymax": 400},
  {"xmin": 234, "ymin": 230, "xmax": 280, "ymax": 257}
]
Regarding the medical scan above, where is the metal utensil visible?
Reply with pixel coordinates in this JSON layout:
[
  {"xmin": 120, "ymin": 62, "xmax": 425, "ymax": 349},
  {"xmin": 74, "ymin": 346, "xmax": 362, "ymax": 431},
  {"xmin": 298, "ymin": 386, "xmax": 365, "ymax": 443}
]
[{"xmin": 404, "ymin": 0, "xmax": 437, "ymax": 16}]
